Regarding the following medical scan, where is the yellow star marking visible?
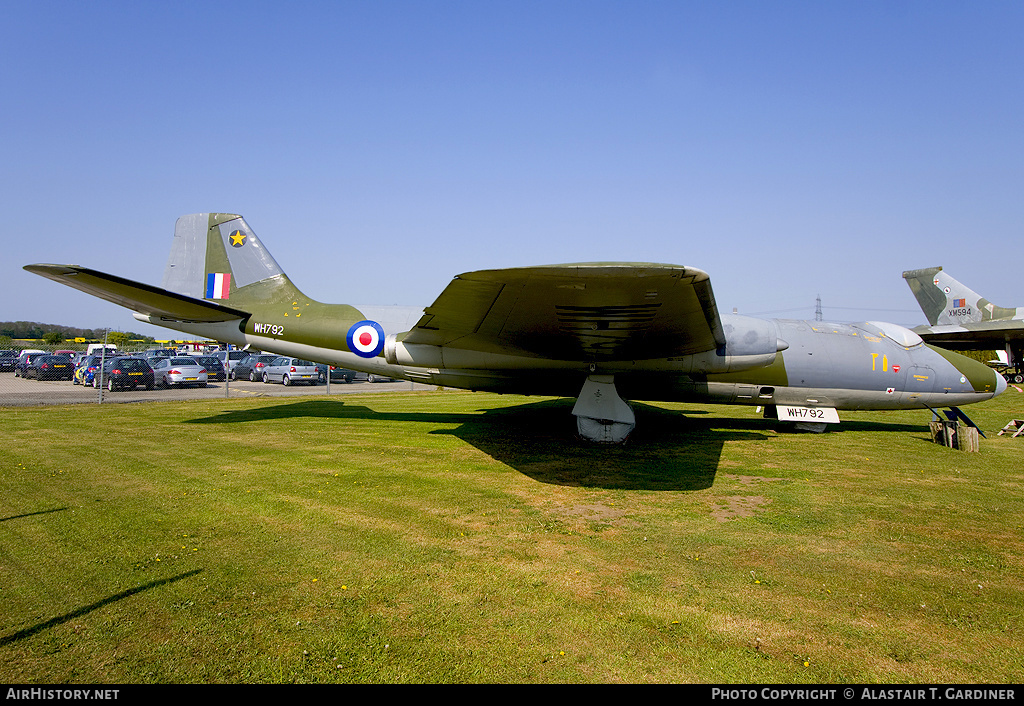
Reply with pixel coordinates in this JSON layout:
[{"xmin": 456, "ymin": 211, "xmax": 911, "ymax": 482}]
[{"xmin": 230, "ymin": 231, "xmax": 246, "ymax": 247}]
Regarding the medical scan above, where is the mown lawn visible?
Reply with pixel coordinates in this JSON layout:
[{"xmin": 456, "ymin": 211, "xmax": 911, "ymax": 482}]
[{"xmin": 1, "ymin": 389, "xmax": 1022, "ymax": 683}]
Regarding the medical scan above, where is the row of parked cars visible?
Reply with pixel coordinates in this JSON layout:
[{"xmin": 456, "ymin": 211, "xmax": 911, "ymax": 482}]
[
  {"xmin": 1, "ymin": 349, "xmax": 150, "ymax": 389},
  {"xmin": 216, "ymin": 351, "xmax": 391, "ymax": 383},
  {"xmin": 221, "ymin": 353, "xmax": 380, "ymax": 384},
  {"xmin": 1, "ymin": 347, "xmax": 383, "ymax": 390},
  {"xmin": 4, "ymin": 351, "xmax": 77, "ymax": 380}
]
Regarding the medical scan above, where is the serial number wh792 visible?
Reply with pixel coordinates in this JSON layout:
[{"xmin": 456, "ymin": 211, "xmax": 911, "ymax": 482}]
[
  {"xmin": 253, "ymin": 323, "xmax": 284, "ymax": 336},
  {"xmin": 784, "ymin": 407, "xmax": 827, "ymax": 419},
  {"xmin": 776, "ymin": 405, "xmax": 841, "ymax": 424}
]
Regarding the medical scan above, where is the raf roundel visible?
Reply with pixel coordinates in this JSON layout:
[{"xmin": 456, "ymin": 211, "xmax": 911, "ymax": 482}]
[{"xmin": 346, "ymin": 320, "xmax": 385, "ymax": 358}]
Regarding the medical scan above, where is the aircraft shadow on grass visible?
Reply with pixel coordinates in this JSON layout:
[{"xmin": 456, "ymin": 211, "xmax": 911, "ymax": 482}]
[
  {"xmin": 429, "ymin": 399, "xmax": 764, "ymax": 490},
  {"xmin": 175, "ymin": 398, "xmax": 934, "ymax": 491},
  {"xmin": 0, "ymin": 569, "xmax": 202, "ymax": 647}
]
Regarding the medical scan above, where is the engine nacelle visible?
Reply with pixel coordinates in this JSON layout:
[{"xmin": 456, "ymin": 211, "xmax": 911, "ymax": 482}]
[
  {"xmin": 384, "ymin": 335, "xmax": 444, "ymax": 368},
  {"xmin": 680, "ymin": 315, "xmax": 787, "ymax": 374}
]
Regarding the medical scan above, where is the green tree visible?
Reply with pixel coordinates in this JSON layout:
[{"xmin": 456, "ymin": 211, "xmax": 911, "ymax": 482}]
[
  {"xmin": 107, "ymin": 331, "xmax": 132, "ymax": 349},
  {"xmin": 43, "ymin": 331, "xmax": 64, "ymax": 345}
]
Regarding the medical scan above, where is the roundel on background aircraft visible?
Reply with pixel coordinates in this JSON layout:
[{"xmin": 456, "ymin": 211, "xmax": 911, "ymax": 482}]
[{"xmin": 346, "ymin": 320, "xmax": 385, "ymax": 358}]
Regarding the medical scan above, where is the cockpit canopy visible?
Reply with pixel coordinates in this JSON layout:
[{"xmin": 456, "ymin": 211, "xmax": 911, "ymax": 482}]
[{"xmin": 853, "ymin": 321, "xmax": 924, "ymax": 348}]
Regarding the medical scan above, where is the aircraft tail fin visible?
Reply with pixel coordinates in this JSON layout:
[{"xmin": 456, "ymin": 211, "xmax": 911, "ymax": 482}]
[
  {"xmin": 28, "ymin": 213, "xmax": 370, "ymax": 351},
  {"xmin": 157, "ymin": 213, "xmax": 367, "ymax": 348},
  {"xmin": 902, "ymin": 266, "xmax": 995, "ymax": 325},
  {"xmin": 163, "ymin": 213, "xmax": 301, "ymax": 306}
]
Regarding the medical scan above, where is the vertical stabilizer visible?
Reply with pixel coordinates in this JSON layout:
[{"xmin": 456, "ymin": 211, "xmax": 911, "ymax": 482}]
[
  {"xmin": 162, "ymin": 213, "xmax": 289, "ymax": 304},
  {"xmin": 902, "ymin": 267, "xmax": 952, "ymax": 325},
  {"xmin": 903, "ymin": 266, "xmax": 1017, "ymax": 325},
  {"xmin": 156, "ymin": 212, "xmax": 368, "ymax": 352}
]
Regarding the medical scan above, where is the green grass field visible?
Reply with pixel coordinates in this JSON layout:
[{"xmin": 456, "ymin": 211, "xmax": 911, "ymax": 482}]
[{"xmin": 1, "ymin": 389, "xmax": 1022, "ymax": 683}]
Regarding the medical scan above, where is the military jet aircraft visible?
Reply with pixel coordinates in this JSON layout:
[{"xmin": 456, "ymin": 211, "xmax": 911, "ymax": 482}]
[
  {"xmin": 903, "ymin": 266, "xmax": 1024, "ymax": 384},
  {"xmin": 25, "ymin": 214, "xmax": 1005, "ymax": 442}
]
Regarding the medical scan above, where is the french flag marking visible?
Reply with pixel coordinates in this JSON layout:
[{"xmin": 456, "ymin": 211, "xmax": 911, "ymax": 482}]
[{"xmin": 206, "ymin": 272, "xmax": 231, "ymax": 299}]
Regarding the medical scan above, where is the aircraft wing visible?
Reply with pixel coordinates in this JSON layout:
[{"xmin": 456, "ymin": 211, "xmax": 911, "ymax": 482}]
[
  {"xmin": 23, "ymin": 264, "xmax": 251, "ymax": 323},
  {"xmin": 913, "ymin": 321, "xmax": 1024, "ymax": 349},
  {"xmin": 402, "ymin": 263, "xmax": 725, "ymax": 361}
]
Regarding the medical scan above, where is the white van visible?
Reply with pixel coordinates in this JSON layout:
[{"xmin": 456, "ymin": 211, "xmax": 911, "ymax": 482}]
[{"xmin": 87, "ymin": 343, "xmax": 118, "ymax": 356}]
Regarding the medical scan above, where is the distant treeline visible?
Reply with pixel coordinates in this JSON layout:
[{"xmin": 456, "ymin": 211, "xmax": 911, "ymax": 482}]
[{"xmin": 0, "ymin": 321, "xmax": 155, "ymax": 342}]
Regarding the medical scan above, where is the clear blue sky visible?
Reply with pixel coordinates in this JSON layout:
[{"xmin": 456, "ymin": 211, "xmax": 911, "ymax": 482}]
[{"xmin": 3, "ymin": 1, "xmax": 1022, "ymax": 338}]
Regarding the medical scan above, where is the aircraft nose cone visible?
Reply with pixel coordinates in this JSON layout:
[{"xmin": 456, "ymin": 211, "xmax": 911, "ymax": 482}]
[
  {"xmin": 995, "ymin": 370, "xmax": 1007, "ymax": 396},
  {"xmin": 971, "ymin": 362, "xmax": 1006, "ymax": 398},
  {"xmin": 943, "ymin": 349, "xmax": 1007, "ymax": 397}
]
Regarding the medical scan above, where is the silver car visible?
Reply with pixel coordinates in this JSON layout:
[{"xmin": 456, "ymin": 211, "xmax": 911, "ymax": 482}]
[
  {"xmin": 261, "ymin": 357, "xmax": 319, "ymax": 385},
  {"xmin": 151, "ymin": 356, "xmax": 209, "ymax": 388}
]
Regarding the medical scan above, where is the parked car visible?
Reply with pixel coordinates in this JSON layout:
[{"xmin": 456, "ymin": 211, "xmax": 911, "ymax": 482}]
[
  {"xmin": 24, "ymin": 354, "xmax": 75, "ymax": 380},
  {"xmin": 0, "ymin": 350, "xmax": 16, "ymax": 372},
  {"xmin": 137, "ymin": 349, "xmax": 173, "ymax": 366},
  {"xmin": 73, "ymin": 355, "xmax": 105, "ymax": 385},
  {"xmin": 14, "ymin": 351, "xmax": 47, "ymax": 377},
  {"xmin": 192, "ymin": 355, "xmax": 225, "ymax": 382},
  {"xmin": 315, "ymin": 364, "xmax": 357, "ymax": 383},
  {"xmin": 213, "ymin": 349, "xmax": 250, "ymax": 375},
  {"xmin": 94, "ymin": 356, "xmax": 155, "ymax": 391},
  {"xmin": 151, "ymin": 357, "xmax": 209, "ymax": 388},
  {"xmin": 261, "ymin": 357, "xmax": 319, "ymax": 385},
  {"xmin": 231, "ymin": 354, "xmax": 278, "ymax": 381}
]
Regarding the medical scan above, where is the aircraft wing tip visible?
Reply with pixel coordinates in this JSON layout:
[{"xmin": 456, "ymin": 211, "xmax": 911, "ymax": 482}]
[{"xmin": 24, "ymin": 263, "xmax": 84, "ymax": 271}]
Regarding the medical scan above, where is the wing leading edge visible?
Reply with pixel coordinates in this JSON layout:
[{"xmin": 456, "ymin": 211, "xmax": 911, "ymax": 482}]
[
  {"xmin": 23, "ymin": 264, "xmax": 251, "ymax": 323},
  {"xmin": 403, "ymin": 263, "xmax": 725, "ymax": 361}
]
